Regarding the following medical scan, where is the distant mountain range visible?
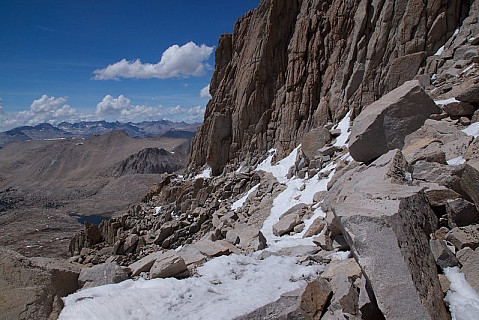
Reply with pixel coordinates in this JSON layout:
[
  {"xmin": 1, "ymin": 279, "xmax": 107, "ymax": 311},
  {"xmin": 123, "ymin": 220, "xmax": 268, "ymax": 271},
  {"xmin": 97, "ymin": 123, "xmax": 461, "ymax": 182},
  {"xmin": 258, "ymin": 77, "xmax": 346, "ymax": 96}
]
[{"xmin": 0, "ymin": 120, "xmax": 200, "ymax": 148}]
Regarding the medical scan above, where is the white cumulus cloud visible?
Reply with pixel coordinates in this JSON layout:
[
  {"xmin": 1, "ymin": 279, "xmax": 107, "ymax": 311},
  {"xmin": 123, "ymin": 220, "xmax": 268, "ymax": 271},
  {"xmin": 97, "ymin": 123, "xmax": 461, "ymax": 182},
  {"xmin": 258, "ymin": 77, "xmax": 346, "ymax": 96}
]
[
  {"xmin": 4, "ymin": 95, "xmax": 79, "ymax": 129},
  {"xmin": 168, "ymin": 105, "xmax": 205, "ymax": 122},
  {"xmin": 95, "ymin": 95, "xmax": 132, "ymax": 116},
  {"xmin": 93, "ymin": 42, "xmax": 214, "ymax": 80},
  {"xmin": 95, "ymin": 95, "xmax": 163, "ymax": 122},
  {"xmin": 200, "ymin": 84, "xmax": 212, "ymax": 99}
]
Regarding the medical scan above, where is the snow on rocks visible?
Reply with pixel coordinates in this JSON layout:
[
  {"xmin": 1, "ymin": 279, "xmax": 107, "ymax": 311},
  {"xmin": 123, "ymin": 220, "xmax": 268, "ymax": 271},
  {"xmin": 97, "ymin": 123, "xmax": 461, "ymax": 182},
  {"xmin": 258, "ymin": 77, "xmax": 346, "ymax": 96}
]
[
  {"xmin": 444, "ymin": 267, "xmax": 479, "ymax": 320},
  {"xmin": 59, "ymin": 255, "xmax": 322, "ymax": 320}
]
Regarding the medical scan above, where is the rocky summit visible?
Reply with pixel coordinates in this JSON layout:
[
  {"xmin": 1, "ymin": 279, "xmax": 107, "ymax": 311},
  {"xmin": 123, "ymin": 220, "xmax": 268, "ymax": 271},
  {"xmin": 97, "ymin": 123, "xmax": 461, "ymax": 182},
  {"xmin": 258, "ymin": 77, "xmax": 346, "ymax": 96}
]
[{"xmin": 3, "ymin": 0, "xmax": 479, "ymax": 319}]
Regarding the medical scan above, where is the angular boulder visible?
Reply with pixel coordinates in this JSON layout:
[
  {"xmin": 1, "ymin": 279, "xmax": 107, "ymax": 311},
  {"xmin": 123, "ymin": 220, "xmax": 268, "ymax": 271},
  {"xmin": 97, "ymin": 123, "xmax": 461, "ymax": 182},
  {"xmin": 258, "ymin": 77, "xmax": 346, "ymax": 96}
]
[
  {"xmin": 327, "ymin": 150, "xmax": 448, "ymax": 319},
  {"xmin": 301, "ymin": 127, "xmax": 331, "ymax": 161},
  {"xmin": 150, "ymin": 251, "xmax": 188, "ymax": 279},
  {"xmin": 235, "ymin": 278, "xmax": 332, "ymax": 320},
  {"xmin": 349, "ymin": 80, "xmax": 440, "ymax": 163},
  {"xmin": 446, "ymin": 198, "xmax": 479, "ymax": 227},
  {"xmin": 78, "ymin": 262, "xmax": 128, "ymax": 289},
  {"xmin": 445, "ymin": 224, "xmax": 479, "ymax": 250},
  {"xmin": 273, "ymin": 213, "xmax": 302, "ymax": 236},
  {"xmin": 429, "ymin": 239, "xmax": 459, "ymax": 269},
  {"xmin": 456, "ymin": 247, "xmax": 479, "ymax": 292},
  {"xmin": 461, "ymin": 159, "xmax": 479, "ymax": 209},
  {"xmin": 127, "ymin": 251, "xmax": 164, "ymax": 277}
]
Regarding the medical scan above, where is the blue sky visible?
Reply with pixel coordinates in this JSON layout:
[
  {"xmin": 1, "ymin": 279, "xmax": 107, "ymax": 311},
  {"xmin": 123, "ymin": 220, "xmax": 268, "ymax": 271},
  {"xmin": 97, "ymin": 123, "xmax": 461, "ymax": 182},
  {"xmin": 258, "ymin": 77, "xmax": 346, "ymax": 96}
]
[{"xmin": 0, "ymin": 0, "xmax": 259, "ymax": 131}]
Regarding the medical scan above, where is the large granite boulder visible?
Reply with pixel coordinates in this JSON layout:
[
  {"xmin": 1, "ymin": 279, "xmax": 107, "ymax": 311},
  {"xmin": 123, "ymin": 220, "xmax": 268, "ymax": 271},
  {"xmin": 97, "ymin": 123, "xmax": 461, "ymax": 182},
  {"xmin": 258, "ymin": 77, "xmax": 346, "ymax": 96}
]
[
  {"xmin": 348, "ymin": 80, "xmax": 440, "ymax": 163},
  {"xmin": 327, "ymin": 150, "xmax": 448, "ymax": 319},
  {"xmin": 0, "ymin": 247, "xmax": 80, "ymax": 320},
  {"xmin": 78, "ymin": 262, "xmax": 128, "ymax": 289}
]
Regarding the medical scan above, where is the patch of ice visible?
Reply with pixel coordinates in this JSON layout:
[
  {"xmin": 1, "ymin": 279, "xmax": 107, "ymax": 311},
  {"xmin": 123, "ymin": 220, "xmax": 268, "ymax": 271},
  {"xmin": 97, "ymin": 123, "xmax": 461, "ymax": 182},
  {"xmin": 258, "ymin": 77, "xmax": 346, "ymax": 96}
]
[
  {"xmin": 59, "ymin": 255, "xmax": 322, "ymax": 320},
  {"xmin": 330, "ymin": 251, "xmax": 352, "ymax": 261},
  {"xmin": 461, "ymin": 63, "xmax": 475, "ymax": 74},
  {"xmin": 256, "ymin": 147, "xmax": 300, "ymax": 183},
  {"xmin": 447, "ymin": 156, "xmax": 466, "ymax": 166},
  {"xmin": 444, "ymin": 267, "xmax": 479, "ymax": 320},
  {"xmin": 231, "ymin": 184, "xmax": 259, "ymax": 211},
  {"xmin": 435, "ymin": 97, "xmax": 460, "ymax": 105},
  {"xmin": 194, "ymin": 167, "xmax": 212, "ymax": 179},
  {"xmin": 462, "ymin": 122, "xmax": 479, "ymax": 138},
  {"xmin": 333, "ymin": 111, "xmax": 352, "ymax": 147},
  {"xmin": 435, "ymin": 45, "xmax": 445, "ymax": 56}
]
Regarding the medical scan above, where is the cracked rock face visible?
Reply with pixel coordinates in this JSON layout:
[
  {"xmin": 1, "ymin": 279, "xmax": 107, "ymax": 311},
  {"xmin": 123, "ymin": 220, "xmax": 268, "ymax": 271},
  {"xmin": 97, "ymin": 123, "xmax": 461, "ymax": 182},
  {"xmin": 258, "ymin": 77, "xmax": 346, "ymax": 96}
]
[{"xmin": 190, "ymin": 0, "xmax": 468, "ymax": 175}]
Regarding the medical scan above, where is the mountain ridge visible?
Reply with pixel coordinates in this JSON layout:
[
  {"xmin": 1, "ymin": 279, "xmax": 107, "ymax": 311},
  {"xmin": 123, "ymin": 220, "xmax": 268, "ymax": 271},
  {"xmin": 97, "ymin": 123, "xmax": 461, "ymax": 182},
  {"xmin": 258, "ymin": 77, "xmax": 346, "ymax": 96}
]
[{"xmin": 0, "ymin": 119, "xmax": 199, "ymax": 148}]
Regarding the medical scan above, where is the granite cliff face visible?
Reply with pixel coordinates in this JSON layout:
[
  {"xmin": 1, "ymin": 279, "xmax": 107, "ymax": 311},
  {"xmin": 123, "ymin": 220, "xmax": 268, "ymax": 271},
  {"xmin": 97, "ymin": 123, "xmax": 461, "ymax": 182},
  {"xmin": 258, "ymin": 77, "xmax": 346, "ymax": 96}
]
[{"xmin": 190, "ymin": 0, "xmax": 471, "ymax": 175}]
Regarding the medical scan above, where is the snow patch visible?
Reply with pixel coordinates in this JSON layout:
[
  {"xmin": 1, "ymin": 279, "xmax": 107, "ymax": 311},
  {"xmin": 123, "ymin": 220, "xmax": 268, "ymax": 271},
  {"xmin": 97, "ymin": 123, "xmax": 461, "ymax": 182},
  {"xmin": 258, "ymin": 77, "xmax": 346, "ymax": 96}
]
[
  {"xmin": 231, "ymin": 184, "xmax": 259, "ymax": 211},
  {"xmin": 435, "ymin": 45, "xmax": 445, "ymax": 56},
  {"xmin": 444, "ymin": 267, "xmax": 479, "ymax": 320},
  {"xmin": 462, "ymin": 122, "xmax": 479, "ymax": 138},
  {"xmin": 461, "ymin": 63, "xmax": 475, "ymax": 74},
  {"xmin": 330, "ymin": 251, "xmax": 352, "ymax": 261},
  {"xmin": 435, "ymin": 97, "xmax": 460, "ymax": 105},
  {"xmin": 194, "ymin": 167, "xmax": 212, "ymax": 179},
  {"xmin": 59, "ymin": 255, "xmax": 322, "ymax": 320},
  {"xmin": 256, "ymin": 147, "xmax": 300, "ymax": 184},
  {"xmin": 333, "ymin": 111, "xmax": 352, "ymax": 147},
  {"xmin": 447, "ymin": 156, "xmax": 466, "ymax": 166},
  {"xmin": 154, "ymin": 206, "xmax": 162, "ymax": 215}
]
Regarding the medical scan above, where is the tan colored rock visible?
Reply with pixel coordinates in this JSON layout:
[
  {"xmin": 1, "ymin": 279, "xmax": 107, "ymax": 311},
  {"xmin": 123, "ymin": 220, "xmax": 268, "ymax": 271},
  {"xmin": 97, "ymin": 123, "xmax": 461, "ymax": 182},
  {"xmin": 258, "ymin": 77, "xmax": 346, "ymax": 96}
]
[
  {"xmin": 0, "ymin": 248, "xmax": 80, "ymax": 320},
  {"xmin": 348, "ymin": 80, "xmax": 440, "ymax": 163},
  {"xmin": 405, "ymin": 119, "xmax": 473, "ymax": 161},
  {"xmin": 273, "ymin": 213, "xmax": 302, "ymax": 236},
  {"xmin": 150, "ymin": 251, "xmax": 188, "ymax": 279},
  {"xmin": 301, "ymin": 127, "xmax": 331, "ymax": 160},
  {"xmin": 461, "ymin": 159, "xmax": 479, "ymax": 209},
  {"xmin": 78, "ymin": 262, "xmax": 128, "ymax": 289},
  {"xmin": 456, "ymin": 247, "xmax": 479, "ymax": 292},
  {"xmin": 448, "ymin": 77, "xmax": 479, "ymax": 103},
  {"xmin": 443, "ymin": 101, "xmax": 475, "ymax": 117},
  {"xmin": 445, "ymin": 224, "xmax": 479, "ymax": 250},
  {"xmin": 192, "ymin": 239, "xmax": 231, "ymax": 258},
  {"xmin": 420, "ymin": 183, "xmax": 462, "ymax": 207},
  {"xmin": 327, "ymin": 150, "xmax": 448, "ymax": 320},
  {"xmin": 303, "ymin": 217, "xmax": 326, "ymax": 238},
  {"xmin": 321, "ymin": 258, "xmax": 362, "ymax": 281},
  {"xmin": 429, "ymin": 239, "xmax": 459, "ymax": 268},
  {"xmin": 127, "ymin": 251, "xmax": 164, "ymax": 277},
  {"xmin": 235, "ymin": 278, "xmax": 332, "ymax": 320}
]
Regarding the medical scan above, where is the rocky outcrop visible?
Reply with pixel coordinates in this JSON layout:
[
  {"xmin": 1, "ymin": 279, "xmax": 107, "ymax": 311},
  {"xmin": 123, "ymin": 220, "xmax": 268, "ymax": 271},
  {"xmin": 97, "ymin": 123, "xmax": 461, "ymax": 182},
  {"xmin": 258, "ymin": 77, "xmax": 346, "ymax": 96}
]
[
  {"xmin": 0, "ymin": 247, "xmax": 80, "ymax": 320},
  {"xmin": 190, "ymin": 0, "xmax": 469, "ymax": 175},
  {"xmin": 114, "ymin": 147, "xmax": 186, "ymax": 176}
]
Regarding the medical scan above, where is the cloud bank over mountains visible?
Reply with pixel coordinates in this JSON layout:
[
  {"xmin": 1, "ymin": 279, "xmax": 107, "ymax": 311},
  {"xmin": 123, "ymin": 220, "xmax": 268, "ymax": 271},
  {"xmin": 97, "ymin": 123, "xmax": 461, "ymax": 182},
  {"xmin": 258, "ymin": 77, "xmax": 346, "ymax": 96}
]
[
  {"xmin": 92, "ymin": 42, "xmax": 214, "ymax": 80},
  {"xmin": 0, "ymin": 95, "xmax": 205, "ymax": 131}
]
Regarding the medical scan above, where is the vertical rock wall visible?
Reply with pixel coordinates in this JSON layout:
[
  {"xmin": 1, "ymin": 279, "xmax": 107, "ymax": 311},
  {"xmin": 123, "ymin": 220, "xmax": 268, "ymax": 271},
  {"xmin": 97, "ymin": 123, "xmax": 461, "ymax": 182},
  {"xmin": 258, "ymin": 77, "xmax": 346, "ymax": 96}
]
[{"xmin": 190, "ymin": 0, "xmax": 470, "ymax": 175}]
